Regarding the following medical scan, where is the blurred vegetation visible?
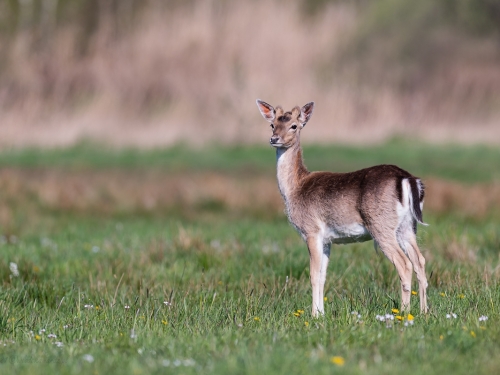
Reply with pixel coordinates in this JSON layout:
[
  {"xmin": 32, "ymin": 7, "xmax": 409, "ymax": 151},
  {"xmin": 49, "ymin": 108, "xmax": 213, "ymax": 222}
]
[
  {"xmin": 301, "ymin": 0, "xmax": 500, "ymax": 95},
  {"xmin": 306, "ymin": 0, "xmax": 500, "ymax": 37},
  {"xmin": 2, "ymin": 0, "xmax": 499, "ymax": 54},
  {"xmin": 0, "ymin": 0, "xmax": 147, "ymax": 55},
  {"xmin": 1, "ymin": 0, "xmax": 499, "ymax": 145},
  {"xmin": 2, "ymin": 0, "xmax": 498, "ymax": 94}
]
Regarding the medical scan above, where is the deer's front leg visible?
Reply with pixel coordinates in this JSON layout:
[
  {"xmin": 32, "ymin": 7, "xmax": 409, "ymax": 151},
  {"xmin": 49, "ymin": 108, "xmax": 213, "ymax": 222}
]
[{"xmin": 307, "ymin": 236, "xmax": 328, "ymax": 317}]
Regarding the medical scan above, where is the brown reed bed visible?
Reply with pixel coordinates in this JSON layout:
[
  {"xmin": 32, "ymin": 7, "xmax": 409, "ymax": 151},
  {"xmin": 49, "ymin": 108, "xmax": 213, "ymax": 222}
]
[
  {"xmin": 1, "ymin": 168, "xmax": 498, "ymax": 224},
  {"xmin": 1, "ymin": 1, "xmax": 500, "ymax": 148}
]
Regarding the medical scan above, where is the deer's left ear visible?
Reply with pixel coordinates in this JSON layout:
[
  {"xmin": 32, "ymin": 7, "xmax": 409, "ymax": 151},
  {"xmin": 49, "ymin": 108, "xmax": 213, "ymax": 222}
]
[
  {"xmin": 299, "ymin": 102, "xmax": 314, "ymax": 126},
  {"xmin": 256, "ymin": 99, "xmax": 275, "ymax": 123}
]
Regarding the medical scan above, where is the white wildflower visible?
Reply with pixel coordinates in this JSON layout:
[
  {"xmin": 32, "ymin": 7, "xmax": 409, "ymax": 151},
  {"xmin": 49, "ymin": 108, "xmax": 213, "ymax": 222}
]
[
  {"xmin": 55, "ymin": 342, "xmax": 63, "ymax": 347},
  {"xmin": 163, "ymin": 301, "xmax": 171, "ymax": 306},
  {"xmin": 47, "ymin": 334, "xmax": 57, "ymax": 339},
  {"xmin": 375, "ymin": 315, "xmax": 386, "ymax": 322},
  {"xmin": 82, "ymin": 354, "xmax": 94, "ymax": 363},
  {"xmin": 479, "ymin": 315, "xmax": 488, "ymax": 322},
  {"xmin": 183, "ymin": 359, "xmax": 196, "ymax": 366},
  {"xmin": 84, "ymin": 304, "xmax": 94, "ymax": 309},
  {"xmin": 9, "ymin": 262, "xmax": 19, "ymax": 277},
  {"xmin": 130, "ymin": 329, "xmax": 137, "ymax": 339},
  {"xmin": 125, "ymin": 305, "xmax": 130, "ymax": 309},
  {"xmin": 92, "ymin": 246, "xmax": 100, "ymax": 253}
]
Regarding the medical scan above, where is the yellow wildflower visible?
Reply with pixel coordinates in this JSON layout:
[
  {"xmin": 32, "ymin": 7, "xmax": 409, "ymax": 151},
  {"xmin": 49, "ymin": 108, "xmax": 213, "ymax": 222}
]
[
  {"xmin": 254, "ymin": 317, "xmax": 260, "ymax": 321},
  {"xmin": 391, "ymin": 308, "xmax": 399, "ymax": 314},
  {"xmin": 162, "ymin": 320, "xmax": 168, "ymax": 325},
  {"xmin": 293, "ymin": 312, "xmax": 301, "ymax": 317},
  {"xmin": 324, "ymin": 297, "xmax": 328, "ymax": 302},
  {"xmin": 439, "ymin": 335, "xmax": 444, "ymax": 340},
  {"xmin": 330, "ymin": 356, "xmax": 345, "ymax": 366},
  {"xmin": 439, "ymin": 292, "xmax": 446, "ymax": 297},
  {"xmin": 304, "ymin": 321, "xmax": 309, "ymax": 327},
  {"xmin": 35, "ymin": 335, "xmax": 41, "ymax": 341},
  {"xmin": 395, "ymin": 315, "xmax": 403, "ymax": 321},
  {"xmin": 407, "ymin": 314, "xmax": 414, "ymax": 321},
  {"xmin": 458, "ymin": 294, "xmax": 465, "ymax": 299},
  {"xmin": 297, "ymin": 309, "xmax": 304, "ymax": 314},
  {"xmin": 411, "ymin": 291, "xmax": 417, "ymax": 296},
  {"xmin": 470, "ymin": 331, "xmax": 476, "ymax": 338}
]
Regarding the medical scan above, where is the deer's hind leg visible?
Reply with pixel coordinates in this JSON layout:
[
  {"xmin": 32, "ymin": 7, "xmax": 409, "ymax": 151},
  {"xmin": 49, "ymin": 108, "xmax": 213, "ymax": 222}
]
[
  {"xmin": 397, "ymin": 222, "xmax": 428, "ymax": 313},
  {"xmin": 369, "ymin": 226, "xmax": 413, "ymax": 312}
]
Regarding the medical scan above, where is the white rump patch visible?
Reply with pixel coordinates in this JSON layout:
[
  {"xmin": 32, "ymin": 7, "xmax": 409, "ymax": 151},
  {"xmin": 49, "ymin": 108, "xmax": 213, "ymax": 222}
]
[{"xmin": 396, "ymin": 179, "xmax": 412, "ymax": 225}]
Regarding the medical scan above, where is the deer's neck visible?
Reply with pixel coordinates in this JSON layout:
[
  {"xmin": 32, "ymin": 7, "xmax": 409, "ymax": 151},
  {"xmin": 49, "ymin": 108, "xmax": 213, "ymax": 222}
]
[{"xmin": 275, "ymin": 142, "xmax": 309, "ymax": 203}]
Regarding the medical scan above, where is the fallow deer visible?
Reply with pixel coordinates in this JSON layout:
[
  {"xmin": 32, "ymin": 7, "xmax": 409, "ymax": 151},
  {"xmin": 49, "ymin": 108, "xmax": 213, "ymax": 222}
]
[{"xmin": 256, "ymin": 99, "xmax": 428, "ymax": 317}]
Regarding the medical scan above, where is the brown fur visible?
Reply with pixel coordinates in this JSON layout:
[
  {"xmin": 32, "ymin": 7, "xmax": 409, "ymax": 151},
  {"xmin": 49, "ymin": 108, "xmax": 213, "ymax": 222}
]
[{"xmin": 256, "ymin": 99, "xmax": 428, "ymax": 317}]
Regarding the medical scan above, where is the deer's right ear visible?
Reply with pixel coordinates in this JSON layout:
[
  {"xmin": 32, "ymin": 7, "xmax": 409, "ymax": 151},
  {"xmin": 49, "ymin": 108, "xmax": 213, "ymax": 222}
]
[{"xmin": 256, "ymin": 99, "xmax": 275, "ymax": 123}]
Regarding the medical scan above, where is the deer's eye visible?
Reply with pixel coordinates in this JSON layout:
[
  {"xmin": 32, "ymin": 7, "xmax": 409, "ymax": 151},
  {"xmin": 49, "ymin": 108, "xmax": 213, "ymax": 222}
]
[{"xmin": 291, "ymin": 124, "xmax": 297, "ymax": 130}]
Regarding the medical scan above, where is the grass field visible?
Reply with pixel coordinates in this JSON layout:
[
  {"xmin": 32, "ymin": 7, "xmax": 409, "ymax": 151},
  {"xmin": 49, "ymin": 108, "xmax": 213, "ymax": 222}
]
[{"xmin": 1, "ymin": 141, "xmax": 500, "ymax": 374}]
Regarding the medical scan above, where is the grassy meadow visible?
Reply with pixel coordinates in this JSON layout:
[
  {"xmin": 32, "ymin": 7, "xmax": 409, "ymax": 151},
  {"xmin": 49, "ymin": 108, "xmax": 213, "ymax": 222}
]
[{"xmin": 1, "ymin": 141, "xmax": 500, "ymax": 374}]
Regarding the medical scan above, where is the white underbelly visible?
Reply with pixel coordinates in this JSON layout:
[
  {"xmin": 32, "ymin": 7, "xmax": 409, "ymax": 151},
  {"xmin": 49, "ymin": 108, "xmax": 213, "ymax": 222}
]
[{"xmin": 322, "ymin": 222, "xmax": 373, "ymax": 245}]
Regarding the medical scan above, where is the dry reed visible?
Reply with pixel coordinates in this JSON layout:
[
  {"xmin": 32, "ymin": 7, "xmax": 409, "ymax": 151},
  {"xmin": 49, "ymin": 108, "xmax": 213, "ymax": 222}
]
[{"xmin": 1, "ymin": 0, "xmax": 499, "ymax": 148}]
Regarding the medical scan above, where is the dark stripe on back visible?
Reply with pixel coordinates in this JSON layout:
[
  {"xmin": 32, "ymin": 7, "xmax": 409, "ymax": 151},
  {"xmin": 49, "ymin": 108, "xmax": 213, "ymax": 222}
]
[{"xmin": 395, "ymin": 176, "xmax": 404, "ymax": 203}]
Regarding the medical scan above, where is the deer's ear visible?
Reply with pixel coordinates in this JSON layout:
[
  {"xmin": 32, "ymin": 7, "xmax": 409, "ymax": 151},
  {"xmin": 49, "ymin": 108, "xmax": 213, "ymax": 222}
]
[
  {"xmin": 256, "ymin": 99, "xmax": 275, "ymax": 123},
  {"xmin": 299, "ymin": 102, "xmax": 314, "ymax": 126}
]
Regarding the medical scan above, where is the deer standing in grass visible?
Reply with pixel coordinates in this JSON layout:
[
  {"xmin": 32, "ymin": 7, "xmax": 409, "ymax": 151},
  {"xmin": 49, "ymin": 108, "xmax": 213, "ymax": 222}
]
[{"xmin": 256, "ymin": 100, "xmax": 428, "ymax": 317}]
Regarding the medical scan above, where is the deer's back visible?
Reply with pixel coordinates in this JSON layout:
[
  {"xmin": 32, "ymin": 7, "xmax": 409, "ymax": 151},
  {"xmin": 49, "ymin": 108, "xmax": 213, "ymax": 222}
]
[{"xmin": 288, "ymin": 164, "xmax": 415, "ymax": 237}]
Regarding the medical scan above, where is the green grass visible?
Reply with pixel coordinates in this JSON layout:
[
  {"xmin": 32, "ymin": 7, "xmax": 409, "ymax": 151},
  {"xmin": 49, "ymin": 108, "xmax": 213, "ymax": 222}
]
[
  {"xmin": 1, "ymin": 142, "xmax": 500, "ymax": 374},
  {"xmin": 0, "ymin": 139, "xmax": 499, "ymax": 182},
  {"xmin": 1, "ymin": 213, "xmax": 499, "ymax": 375}
]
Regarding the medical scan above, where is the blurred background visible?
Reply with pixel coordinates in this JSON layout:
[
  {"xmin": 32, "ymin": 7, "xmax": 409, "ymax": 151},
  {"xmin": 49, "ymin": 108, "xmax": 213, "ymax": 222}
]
[
  {"xmin": 1, "ymin": 0, "xmax": 500, "ymax": 147},
  {"xmin": 1, "ymin": 0, "xmax": 500, "ymax": 234}
]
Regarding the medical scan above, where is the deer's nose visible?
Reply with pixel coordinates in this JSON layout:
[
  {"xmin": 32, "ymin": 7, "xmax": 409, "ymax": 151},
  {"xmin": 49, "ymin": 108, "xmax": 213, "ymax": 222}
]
[{"xmin": 270, "ymin": 136, "xmax": 279, "ymax": 144}]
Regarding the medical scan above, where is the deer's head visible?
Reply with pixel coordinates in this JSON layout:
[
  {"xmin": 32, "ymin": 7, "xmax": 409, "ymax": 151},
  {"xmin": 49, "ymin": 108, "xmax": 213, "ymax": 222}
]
[{"xmin": 256, "ymin": 100, "xmax": 314, "ymax": 148}]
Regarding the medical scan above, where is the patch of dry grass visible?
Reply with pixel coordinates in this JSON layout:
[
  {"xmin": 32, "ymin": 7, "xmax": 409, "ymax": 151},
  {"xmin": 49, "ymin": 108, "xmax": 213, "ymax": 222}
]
[{"xmin": 1, "ymin": 169, "xmax": 499, "ymax": 226}]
